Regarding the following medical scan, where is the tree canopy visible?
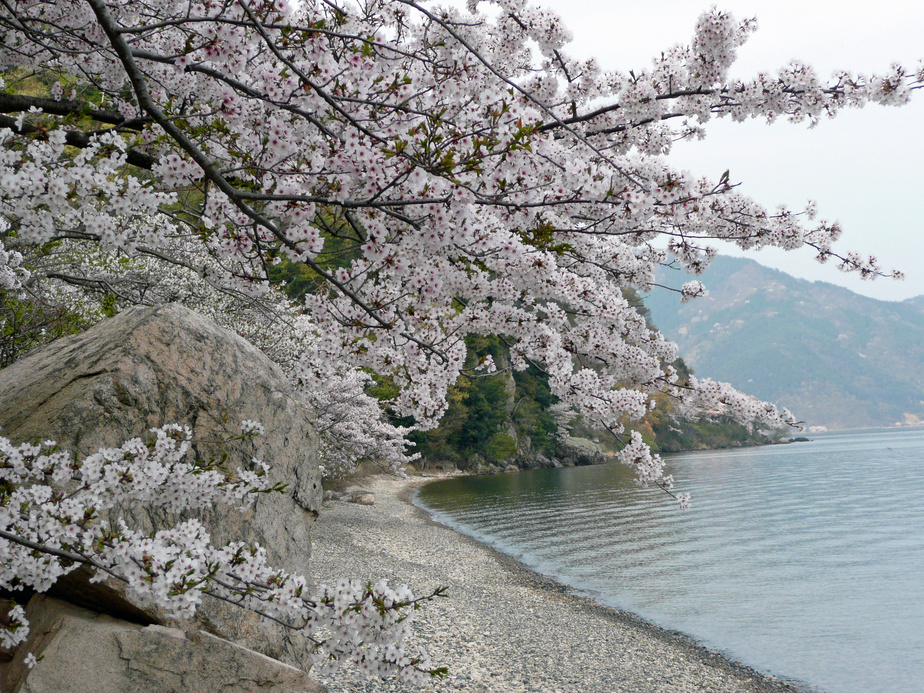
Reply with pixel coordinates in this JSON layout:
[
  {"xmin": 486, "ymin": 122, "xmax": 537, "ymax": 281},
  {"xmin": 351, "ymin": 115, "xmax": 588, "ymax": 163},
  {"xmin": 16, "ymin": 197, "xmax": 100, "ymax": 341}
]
[{"xmin": 4, "ymin": 0, "xmax": 914, "ymax": 447}]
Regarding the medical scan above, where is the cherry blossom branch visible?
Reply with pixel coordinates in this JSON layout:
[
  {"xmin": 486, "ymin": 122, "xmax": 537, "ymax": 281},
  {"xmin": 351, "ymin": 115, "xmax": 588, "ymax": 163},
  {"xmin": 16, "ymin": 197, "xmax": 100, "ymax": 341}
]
[{"xmin": 0, "ymin": 424, "xmax": 442, "ymax": 680}]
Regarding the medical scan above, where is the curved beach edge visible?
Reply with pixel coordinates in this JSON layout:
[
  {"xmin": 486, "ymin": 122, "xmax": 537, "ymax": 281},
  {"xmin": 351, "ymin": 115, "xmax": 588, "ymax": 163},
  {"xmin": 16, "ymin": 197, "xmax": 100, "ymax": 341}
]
[{"xmin": 310, "ymin": 474, "xmax": 815, "ymax": 693}]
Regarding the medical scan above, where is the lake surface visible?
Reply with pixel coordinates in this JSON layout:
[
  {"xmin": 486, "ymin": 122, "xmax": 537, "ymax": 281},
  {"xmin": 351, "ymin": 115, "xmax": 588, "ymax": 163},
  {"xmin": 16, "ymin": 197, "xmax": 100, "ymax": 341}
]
[{"xmin": 415, "ymin": 427, "xmax": 924, "ymax": 693}]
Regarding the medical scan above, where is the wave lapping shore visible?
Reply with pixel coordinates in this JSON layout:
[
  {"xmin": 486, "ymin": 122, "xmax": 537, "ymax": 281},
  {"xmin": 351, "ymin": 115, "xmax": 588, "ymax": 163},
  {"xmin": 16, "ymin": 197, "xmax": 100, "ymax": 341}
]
[{"xmin": 310, "ymin": 475, "xmax": 808, "ymax": 693}]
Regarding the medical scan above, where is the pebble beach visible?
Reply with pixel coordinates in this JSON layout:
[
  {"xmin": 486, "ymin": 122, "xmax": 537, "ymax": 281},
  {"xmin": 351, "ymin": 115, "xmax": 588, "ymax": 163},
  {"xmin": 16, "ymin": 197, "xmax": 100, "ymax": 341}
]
[{"xmin": 310, "ymin": 475, "xmax": 809, "ymax": 693}]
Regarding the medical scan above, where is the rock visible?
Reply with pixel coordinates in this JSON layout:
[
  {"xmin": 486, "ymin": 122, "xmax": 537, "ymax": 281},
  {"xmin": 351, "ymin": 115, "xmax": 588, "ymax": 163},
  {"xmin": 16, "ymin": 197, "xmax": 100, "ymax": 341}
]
[
  {"xmin": 0, "ymin": 304, "xmax": 322, "ymax": 670},
  {"xmin": 350, "ymin": 493, "xmax": 375, "ymax": 505},
  {"xmin": 328, "ymin": 487, "xmax": 375, "ymax": 505},
  {"xmin": 464, "ymin": 453, "xmax": 486, "ymax": 473},
  {"xmin": 514, "ymin": 431, "xmax": 533, "ymax": 462},
  {"xmin": 1, "ymin": 595, "xmax": 323, "ymax": 693},
  {"xmin": 557, "ymin": 436, "xmax": 606, "ymax": 466},
  {"xmin": 503, "ymin": 464, "xmax": 519, "ymax": 473}
]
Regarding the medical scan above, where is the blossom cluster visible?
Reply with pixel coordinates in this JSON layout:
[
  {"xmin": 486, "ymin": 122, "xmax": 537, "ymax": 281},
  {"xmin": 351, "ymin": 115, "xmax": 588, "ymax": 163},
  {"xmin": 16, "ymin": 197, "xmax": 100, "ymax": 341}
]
[
  {"xmin": 0, "ymin": 425, "xmax": 441, "ymax": 680},
  {"xmin": 0, "ymin": 236, "xmax": 26, "ymax": 291},
  {"xmin": 0, "ymin": 424, "xmax": 278, "ymax": 601},
  {"xmin": 294, "ymin": 358, "xmax": 419, "ymax": 477}
]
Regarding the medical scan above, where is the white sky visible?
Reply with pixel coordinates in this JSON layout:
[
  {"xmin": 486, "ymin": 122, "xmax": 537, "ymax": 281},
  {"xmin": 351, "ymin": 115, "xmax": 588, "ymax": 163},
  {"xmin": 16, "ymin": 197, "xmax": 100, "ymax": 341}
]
[{"xmin": 533, "ymin": 0, "xmax": 924, "ymax": 302}]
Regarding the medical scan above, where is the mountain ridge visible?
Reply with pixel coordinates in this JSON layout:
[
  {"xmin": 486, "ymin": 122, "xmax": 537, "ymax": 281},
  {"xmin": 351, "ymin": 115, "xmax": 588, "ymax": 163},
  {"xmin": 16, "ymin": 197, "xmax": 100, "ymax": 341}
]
[{"xmin": 645, "ymin": 256, "xmax": 924, "ymax": 429}]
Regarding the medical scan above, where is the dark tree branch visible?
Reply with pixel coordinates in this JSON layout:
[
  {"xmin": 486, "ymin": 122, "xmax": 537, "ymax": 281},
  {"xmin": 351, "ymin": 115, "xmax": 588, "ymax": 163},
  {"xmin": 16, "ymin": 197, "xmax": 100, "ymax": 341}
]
[
  {"xmin": 0, "ymin": 114, "xmax": 158, "ymax": 168},
  {"xmin": 0, "ymin": 92, "xmax": 148, "ymax": 130}
]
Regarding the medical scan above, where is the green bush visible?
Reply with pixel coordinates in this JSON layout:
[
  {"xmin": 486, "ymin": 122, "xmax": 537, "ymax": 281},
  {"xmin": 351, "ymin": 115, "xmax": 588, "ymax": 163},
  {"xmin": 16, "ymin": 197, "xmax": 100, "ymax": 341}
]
[
  {"xmin": 0, "ymin": 290, "xmax": 88, "ymax": 369},
  {"xmin": 485, "ymin": 433, "xmax": 517, "ymax": 464}
]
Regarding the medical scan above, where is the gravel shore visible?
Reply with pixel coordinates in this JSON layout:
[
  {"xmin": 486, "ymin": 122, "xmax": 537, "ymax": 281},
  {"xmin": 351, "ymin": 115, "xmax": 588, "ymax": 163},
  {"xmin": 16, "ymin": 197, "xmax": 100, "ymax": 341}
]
[{"xmin": 310, "ymin": 475, "xmax": 810, "ymax": 693}]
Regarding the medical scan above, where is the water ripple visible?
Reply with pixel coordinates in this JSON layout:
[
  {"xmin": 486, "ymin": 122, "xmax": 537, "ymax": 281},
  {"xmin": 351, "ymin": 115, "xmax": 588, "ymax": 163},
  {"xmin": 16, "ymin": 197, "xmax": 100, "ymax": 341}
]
[{"xmin": 417, "ymin": 428, "xmax": 924, "ymax": 693}]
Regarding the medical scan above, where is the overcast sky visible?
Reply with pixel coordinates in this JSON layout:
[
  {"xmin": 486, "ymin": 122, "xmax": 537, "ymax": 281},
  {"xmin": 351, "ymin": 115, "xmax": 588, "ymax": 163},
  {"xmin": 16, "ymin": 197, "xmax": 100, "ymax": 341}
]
[{"xmin": 532, "ymin": 0, "xmax": 924, "ymax": 302}]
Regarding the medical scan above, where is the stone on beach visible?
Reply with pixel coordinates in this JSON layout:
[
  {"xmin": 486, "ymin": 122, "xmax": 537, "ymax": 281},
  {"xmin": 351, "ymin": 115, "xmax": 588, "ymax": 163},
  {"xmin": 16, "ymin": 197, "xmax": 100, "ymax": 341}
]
[{"xmin": 325, "ymin": 487, "xmax": 376, "ymax": 505}]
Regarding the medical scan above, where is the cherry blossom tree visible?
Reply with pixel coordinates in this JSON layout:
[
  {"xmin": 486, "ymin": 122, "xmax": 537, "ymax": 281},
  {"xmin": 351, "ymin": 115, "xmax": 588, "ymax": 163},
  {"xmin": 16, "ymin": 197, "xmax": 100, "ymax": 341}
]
[
  {"xmin": 2, "ymin": 0, "xmax": 916, "ymax": 461},
  {"xmin": 0, "ymin": 0, "xmax": 918, "ymax": 680}
]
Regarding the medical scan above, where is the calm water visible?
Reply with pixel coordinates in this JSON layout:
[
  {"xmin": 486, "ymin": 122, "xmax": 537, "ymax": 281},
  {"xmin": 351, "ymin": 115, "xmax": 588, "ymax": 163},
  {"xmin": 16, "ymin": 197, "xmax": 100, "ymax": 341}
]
[{"xmin": 415, "ymin": 428, "xmax": 924, "ymax": 693}]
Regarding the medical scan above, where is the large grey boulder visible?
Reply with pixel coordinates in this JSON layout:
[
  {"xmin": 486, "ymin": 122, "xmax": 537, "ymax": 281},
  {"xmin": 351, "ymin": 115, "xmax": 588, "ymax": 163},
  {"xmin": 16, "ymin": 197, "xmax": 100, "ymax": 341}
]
[
  {"xmin": 0, "ymin": 304, "xmax": 322, "ymax": 669},
  {"xmin": 557, "ymin": 436, "xmax": 607, "ymax": 466},
  {"xmin": 1, "ymin": 595, "xmax": 323, "ymax": 693}
]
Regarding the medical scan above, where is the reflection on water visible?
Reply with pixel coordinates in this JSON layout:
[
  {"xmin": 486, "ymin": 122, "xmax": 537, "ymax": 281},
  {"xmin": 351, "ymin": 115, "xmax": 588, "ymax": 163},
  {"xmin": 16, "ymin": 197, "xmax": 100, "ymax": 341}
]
[{"xmin": 416, "ymin": 428, "xmax": 924, "ymax": 693}]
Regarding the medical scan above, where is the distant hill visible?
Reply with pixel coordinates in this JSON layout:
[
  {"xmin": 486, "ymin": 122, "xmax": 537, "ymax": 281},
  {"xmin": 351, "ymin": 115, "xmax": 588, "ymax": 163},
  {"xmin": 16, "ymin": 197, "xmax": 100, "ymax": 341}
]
[
  {"xmin": 903, "ymin": 295, "xmax": 924, "ymax": 314},
  {"xmin": 645, "ymin": 256, "xmax": 924, "ymax": 429}
]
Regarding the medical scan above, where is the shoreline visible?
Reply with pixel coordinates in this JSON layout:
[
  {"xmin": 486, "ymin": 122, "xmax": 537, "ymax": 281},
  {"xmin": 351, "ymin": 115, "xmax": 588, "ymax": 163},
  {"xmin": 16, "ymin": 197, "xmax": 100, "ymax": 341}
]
[
  {"xmin": 310, "ymin": 474, "xmax": 812, "ymax": 693},
  {"xmin": 399, "ymin": 480, "xmax": 809, "ymax": 693}
]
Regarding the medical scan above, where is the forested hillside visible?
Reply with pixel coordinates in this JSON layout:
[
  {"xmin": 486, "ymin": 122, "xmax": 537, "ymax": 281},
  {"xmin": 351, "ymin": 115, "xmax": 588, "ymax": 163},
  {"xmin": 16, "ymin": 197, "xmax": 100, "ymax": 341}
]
[
  {"xmin": 395, "ymin": 330, "xmax": 780, "ymax": 471},
  {"xmin": 646, "ymin": 257, "xmax": 924, "ymax": 429}
]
